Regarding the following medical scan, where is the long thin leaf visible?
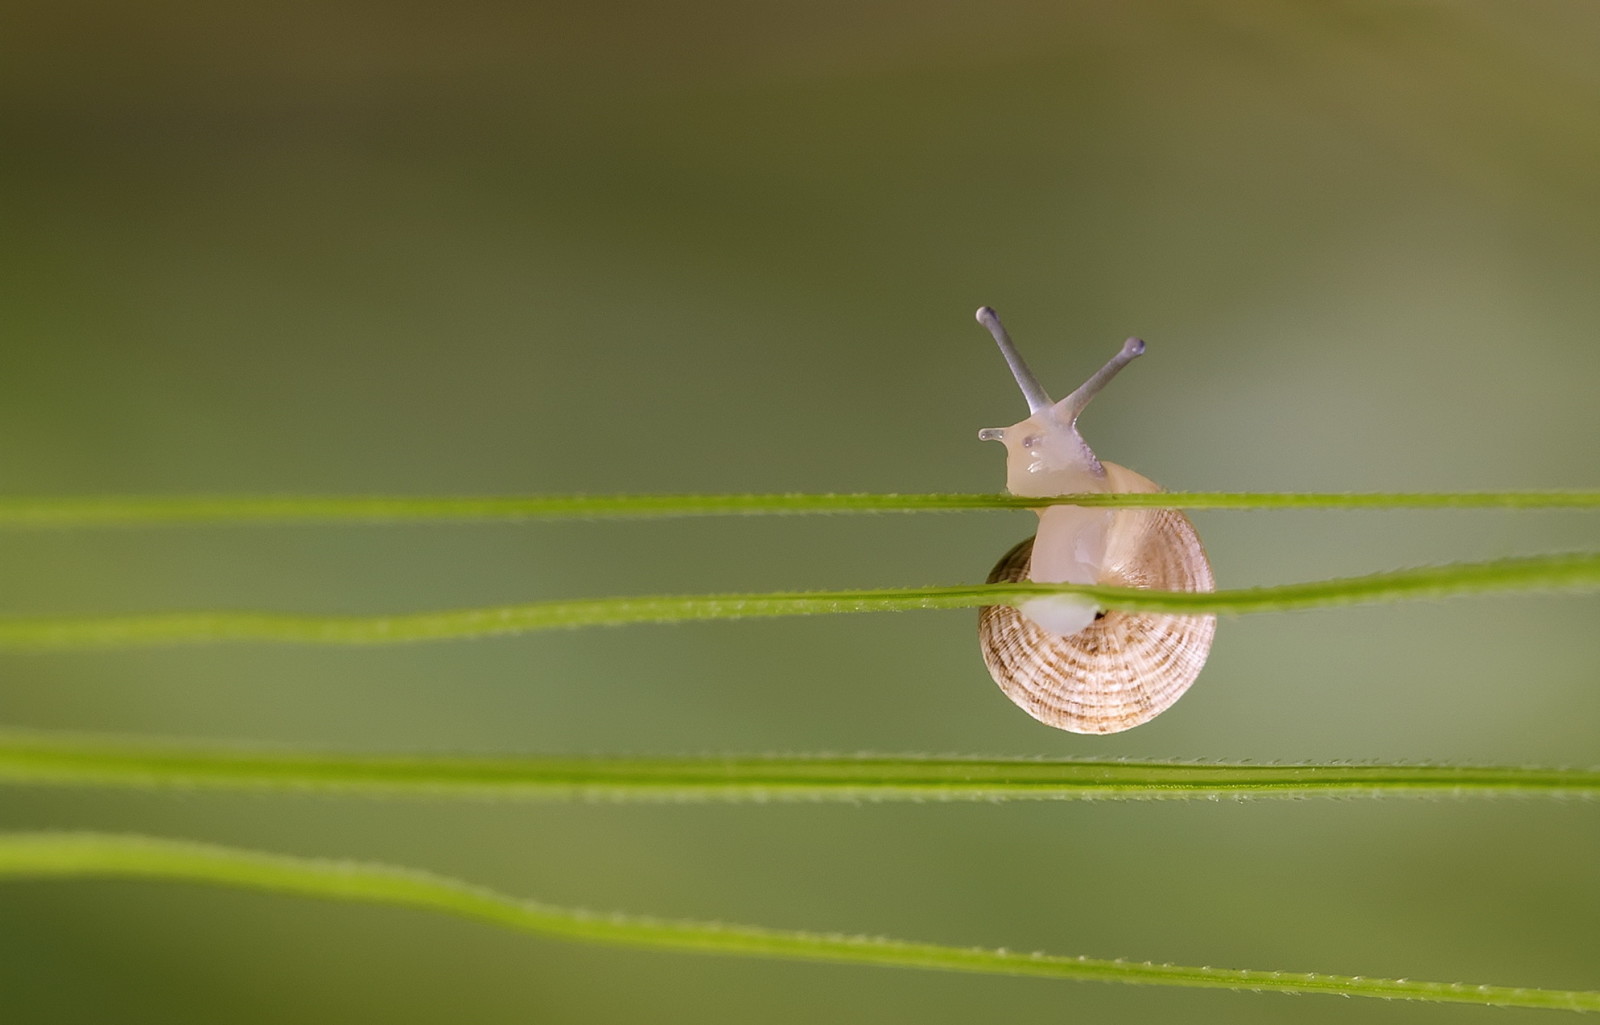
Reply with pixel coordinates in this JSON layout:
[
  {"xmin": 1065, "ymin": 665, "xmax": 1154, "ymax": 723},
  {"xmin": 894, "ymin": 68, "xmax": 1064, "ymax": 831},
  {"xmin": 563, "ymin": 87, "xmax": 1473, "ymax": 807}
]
[
  {"xmin": 0, "ymin": 731, "xmax": 1595, "ymax": 801},
  {"xmin": 0, "ymin": 832, "xmax": 1592, "ymax": 1011},
  {"xmin": 0, "ymin": 552, "xmax": 1594, "ymax": 649},
  {"xmin": 0, "ymin": 490, "xmax": 1594, "ymax": 527}
]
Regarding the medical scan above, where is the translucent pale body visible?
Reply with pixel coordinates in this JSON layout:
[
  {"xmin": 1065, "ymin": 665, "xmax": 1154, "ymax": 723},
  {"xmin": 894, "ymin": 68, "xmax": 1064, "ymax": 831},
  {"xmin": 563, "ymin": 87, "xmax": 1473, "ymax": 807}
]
[{"xmin": 1017, "ymin": 465, "xmax": 1161, "ymax": 635}]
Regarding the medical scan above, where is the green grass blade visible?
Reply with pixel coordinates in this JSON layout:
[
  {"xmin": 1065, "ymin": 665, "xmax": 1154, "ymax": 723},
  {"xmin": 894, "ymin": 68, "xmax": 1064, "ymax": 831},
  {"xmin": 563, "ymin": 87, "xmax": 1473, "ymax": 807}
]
[
  {"xmin": 0, "ymin": 833, "xmax": 1592, "ymax": 1011},
  {"xmin": 0, "ymin": 552, "xmax": 1594, "ymax": 649},
  {"xmin": 0, "ymin": 490, "xmax": 1594, "ymax": 527},
  {"xmin": 0, "ymin": 731, "xmax": 1595, "ymax": 801}
]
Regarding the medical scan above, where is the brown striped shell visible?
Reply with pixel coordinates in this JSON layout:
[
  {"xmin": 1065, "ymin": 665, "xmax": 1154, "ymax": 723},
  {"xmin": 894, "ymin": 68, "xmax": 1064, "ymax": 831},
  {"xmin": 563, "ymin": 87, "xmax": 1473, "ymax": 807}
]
[{"xmin": 978, "ymin": 494, "xmax": 1216, "ymax": 734}]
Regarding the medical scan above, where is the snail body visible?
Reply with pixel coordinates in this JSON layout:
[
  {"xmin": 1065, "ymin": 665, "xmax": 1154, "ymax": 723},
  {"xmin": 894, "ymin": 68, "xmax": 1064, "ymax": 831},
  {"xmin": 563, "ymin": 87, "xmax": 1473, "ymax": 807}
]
[{"xmin": 974, "ymin": 307, "xmax": 1215, "ymax": 734}]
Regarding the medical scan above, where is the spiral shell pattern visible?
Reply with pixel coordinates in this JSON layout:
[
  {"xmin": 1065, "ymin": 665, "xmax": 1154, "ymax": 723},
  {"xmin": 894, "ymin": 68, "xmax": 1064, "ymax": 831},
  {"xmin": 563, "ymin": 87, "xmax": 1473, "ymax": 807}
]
[{"xmin": 978, "ymin": 506, "xmax": 1216, "ymax": 734}]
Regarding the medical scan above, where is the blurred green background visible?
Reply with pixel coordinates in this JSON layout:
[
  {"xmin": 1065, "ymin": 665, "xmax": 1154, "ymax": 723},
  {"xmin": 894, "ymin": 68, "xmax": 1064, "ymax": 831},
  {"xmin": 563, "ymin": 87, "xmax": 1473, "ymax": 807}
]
[{"xmin": 1, "ymin": 2, "xmax": 1597, "ymax": 1022}]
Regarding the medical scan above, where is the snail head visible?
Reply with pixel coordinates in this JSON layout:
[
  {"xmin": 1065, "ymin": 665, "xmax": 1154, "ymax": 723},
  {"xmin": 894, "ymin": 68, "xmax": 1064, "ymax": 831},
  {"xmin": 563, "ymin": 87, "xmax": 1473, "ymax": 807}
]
[{"xmin": 974, "ymin": 306, "xmax": 1144, "ymax": 499}]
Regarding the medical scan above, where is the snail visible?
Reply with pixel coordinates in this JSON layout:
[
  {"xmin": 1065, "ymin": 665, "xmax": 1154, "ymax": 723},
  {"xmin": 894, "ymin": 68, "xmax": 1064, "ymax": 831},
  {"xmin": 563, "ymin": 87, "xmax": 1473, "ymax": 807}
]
[{"xmin": 974, "ymin": 307, "xmax": 1215, "ymax": 733}]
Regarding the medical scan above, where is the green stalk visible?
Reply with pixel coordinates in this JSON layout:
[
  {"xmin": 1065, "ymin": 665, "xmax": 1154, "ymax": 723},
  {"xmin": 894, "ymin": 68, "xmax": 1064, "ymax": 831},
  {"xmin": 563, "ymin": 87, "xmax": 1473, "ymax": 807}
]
[
  {"xmin": 0, "ymin": 832, "xmax": 1592, "ymax": 1011},
  {"xmin": 0, "ymin": 552, "xmax": 1594, "ymax": 649},
  {"xmin": 0, "ymin": 731, "xmax": 1595, "ymax": 801},
  {"xmin": 0, "ymin": 490, "xmax": 1593, "ymax": 527}
]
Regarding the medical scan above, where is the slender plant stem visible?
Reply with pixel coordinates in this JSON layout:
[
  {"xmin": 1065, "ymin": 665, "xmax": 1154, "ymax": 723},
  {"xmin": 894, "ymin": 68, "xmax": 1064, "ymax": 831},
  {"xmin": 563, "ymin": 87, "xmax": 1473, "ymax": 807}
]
[
  {"xmin": 0, "ymin": 552, "xmax": 1594, "ymax": 649},
  {"xmin": 0, "ymin": 731, "xmax": 1595, "ymax": 801},
  {"xmin": 0, "ymin": 832, "xmax": 1592, "ymax": 1011},
  {"xmin": 0, "ymin": 491, "xmax": 1594, "ymax": 527}
]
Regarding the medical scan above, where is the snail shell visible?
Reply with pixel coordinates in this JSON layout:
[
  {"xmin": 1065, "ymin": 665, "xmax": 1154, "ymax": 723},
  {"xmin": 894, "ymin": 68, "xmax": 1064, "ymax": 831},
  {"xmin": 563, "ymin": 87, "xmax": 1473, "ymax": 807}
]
[
  {"xmin": 979, "ymin": 466, "xmax": 1216, "ymax": 733},
  {"xmin": 972, "ymin": 308, "xmax": 1215, "ymax": 734}
]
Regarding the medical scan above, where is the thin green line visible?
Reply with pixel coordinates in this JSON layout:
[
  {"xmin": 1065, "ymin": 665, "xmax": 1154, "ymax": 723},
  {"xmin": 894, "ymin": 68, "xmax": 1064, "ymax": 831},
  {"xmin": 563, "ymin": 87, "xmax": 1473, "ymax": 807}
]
[
  {"xmin": 0, "ymin": 490, "xmax": 1594, "ymax": 527},
  {"xmin": 0, "ymin": 552, "xmax": 1594, "ymax": 649},
  {"xmin": 0, "ymin": 833, "xmax": 1592, "ymax": 1011},
  {"xmin": 0, "ymin": 732, "xmax": 1594, "ymax": 801}
]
